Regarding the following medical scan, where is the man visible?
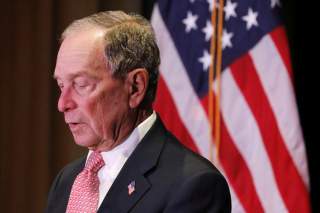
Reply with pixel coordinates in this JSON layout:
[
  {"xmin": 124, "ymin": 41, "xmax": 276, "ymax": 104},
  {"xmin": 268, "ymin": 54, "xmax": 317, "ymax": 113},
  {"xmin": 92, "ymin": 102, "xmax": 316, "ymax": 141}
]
[{"xmin": 46, "ymin": 11, "xmax": 231, "ymax": 213}]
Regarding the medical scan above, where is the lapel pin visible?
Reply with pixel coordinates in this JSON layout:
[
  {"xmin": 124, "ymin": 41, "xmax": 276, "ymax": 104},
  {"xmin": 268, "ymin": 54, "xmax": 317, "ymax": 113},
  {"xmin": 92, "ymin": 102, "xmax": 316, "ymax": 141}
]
[{"xmin": 128, "ymin": 180, "xmax": 136, "ymax": 195}]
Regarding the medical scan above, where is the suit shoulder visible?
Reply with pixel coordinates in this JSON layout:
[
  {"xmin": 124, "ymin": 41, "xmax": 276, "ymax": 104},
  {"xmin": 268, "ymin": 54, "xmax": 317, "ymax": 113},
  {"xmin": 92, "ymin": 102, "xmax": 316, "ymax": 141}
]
[
  {"xmin": 140, "ymin": 128, "xmax": 231, "ymax": 212},
  {"xmin": 161, "ymin": 131, "xmax": 222, "ymax": 177}
]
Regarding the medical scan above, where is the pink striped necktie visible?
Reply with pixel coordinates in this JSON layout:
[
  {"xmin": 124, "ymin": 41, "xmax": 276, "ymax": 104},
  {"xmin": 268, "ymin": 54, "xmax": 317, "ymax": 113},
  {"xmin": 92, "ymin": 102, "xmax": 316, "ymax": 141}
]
[{"xmin": 66, "ymin": 151, "xmax": 105, "ymax": 213}]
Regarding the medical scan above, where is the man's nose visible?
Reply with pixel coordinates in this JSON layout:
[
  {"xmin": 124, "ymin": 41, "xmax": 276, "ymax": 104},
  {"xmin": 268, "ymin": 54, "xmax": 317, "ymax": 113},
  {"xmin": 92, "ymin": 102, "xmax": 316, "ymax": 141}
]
[{"xmin": 58, "ymin": 89, "xmax": 77, "ymax": 112}]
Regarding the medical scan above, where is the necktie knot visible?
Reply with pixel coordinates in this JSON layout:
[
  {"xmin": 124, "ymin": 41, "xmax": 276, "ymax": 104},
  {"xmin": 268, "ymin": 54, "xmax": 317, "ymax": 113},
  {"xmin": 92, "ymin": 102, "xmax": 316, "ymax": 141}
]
[{"xmin": 85, "ymin": 151, "xmax": 105, "ymax": 173}]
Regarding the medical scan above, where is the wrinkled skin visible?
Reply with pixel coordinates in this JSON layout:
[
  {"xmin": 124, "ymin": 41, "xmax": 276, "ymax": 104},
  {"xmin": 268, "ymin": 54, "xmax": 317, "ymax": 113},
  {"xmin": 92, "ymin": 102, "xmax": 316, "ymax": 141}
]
[{"xmin": 54, "ymin": 28, "xmax": 149, "ymax": 151}]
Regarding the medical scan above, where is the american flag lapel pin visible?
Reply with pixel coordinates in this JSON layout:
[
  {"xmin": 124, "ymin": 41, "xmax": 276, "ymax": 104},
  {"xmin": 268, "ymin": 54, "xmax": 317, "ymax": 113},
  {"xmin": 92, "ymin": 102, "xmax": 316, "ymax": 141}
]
[{"xmin": 128, "ymin": 180, "xmax": 136, "ymax": 195}]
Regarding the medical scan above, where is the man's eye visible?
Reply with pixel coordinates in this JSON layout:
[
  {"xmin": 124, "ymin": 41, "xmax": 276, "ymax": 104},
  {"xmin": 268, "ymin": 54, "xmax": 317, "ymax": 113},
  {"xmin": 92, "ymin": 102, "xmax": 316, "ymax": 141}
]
[
  {"xmin": 74, "ymin": 82, "xmax": 88, "ymax": 90},
  {"xmin": 73, "ymin": 82, "xmax": 94, "ymax": 95},
  {"xmin": 75, "ymin": 83, "xmax": 87, "ymax": 88}
]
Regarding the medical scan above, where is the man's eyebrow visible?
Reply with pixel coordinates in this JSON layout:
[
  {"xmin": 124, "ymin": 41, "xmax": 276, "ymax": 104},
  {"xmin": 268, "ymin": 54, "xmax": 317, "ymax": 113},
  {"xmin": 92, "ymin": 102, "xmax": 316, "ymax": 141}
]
[{"xmin": 53, "ymin": 71, "xmax": 101, "ymax": 81}]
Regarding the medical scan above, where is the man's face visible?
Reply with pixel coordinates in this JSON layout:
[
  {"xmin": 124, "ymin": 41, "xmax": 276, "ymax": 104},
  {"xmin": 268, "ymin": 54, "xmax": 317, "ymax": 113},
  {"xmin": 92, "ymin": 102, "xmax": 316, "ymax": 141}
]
[{"xmin": 54, "ymin": 29, "xmax": 130, "ymax": 150}]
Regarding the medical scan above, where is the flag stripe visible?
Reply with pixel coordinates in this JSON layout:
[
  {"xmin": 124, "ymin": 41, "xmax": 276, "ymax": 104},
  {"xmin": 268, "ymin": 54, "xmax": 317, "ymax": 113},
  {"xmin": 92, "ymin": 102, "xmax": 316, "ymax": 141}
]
[
  {"xmin": 201, "ymin": 95, "xmax": 264, "ymax": 213},
  {"xmin": 154, "ymin": 76, "xmax": 199, "ymax": 153},
  {"xmin": 219, "ymin": 68, "xmax": 287, "ymax": 212},
  {"xmin": 269, "ymin": 27, "xmax": 293, "ymax": 79},
  {"xmin": 151, "ymin": 5, "xmax": 214, "ymax": 159},
  {"xmin": 228, "ymin": 184, "xmax": 246, "ymax": 213},
  {"xmin": 250, "ymin": 34, "xmax": 310, "ymax": 189},
  {"xmin": 231, "ymin": 52, "xmax": 309, "ymax": 212},
  {"xmin": 219, "ymin": 117, "xmax": 264, "ymax": 213}
]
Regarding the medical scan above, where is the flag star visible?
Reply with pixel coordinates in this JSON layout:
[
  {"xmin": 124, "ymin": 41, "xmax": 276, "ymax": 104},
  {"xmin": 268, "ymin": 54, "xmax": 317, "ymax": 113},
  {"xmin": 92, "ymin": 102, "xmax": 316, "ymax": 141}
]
[
  {"xmin": 224, "ymin": 0, "xmax": 237, "ymax": 21},
  {"xmin": 242, "ymin": 8, "xmax": 259, "ymax": 30},
  {"xmin": 182, "ymin": 11, "xmax": 199, "ymax": 33},
  {"xmin": 222, "ymin": 29, "xmax": 233, "ymax": 49},
  {"xmin": 202, "ymin": 20, "xmax": 214, "ymax": 41},
  {"xmin": 271, "ymin": 0, "xmax": 281, "ymax": 8},
  {"xmin": 198, "ymin": 50, "xmax": 212, "ymax": 71}
]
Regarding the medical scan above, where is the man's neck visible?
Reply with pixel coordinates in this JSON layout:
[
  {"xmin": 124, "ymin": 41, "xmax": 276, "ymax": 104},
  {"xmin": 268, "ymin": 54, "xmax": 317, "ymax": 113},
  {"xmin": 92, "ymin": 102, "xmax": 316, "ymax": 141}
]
[{"xmin": 89, "ymin": 108, "xmax": 153, "ymax": 152}]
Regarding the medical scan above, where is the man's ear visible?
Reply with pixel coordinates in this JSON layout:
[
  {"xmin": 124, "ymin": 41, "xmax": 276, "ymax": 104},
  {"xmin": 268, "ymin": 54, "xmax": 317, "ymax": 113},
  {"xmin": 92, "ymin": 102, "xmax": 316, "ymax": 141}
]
[{"xmin": 126, "ymin": 68, "xmax": 149, "ymax": 108}]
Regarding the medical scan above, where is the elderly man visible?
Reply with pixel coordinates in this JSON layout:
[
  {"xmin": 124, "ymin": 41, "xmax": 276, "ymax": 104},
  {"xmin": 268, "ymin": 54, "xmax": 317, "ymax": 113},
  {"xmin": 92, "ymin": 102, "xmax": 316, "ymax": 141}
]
[{"xmin": 46, "ymin": 11, "xmax": 231, "ymax": 213}]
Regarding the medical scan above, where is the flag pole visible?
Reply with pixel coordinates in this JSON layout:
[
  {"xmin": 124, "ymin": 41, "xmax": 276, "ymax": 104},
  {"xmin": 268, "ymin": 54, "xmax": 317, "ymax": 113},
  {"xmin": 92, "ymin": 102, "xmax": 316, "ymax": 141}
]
[
  {"xmin": 209, "ymin": 0, "xmax": 224, "ymax": 165},
  {"xmin": 208, "ymin": 0, "xmax": 218, "ymax": 164},
  {"xmin": 214, "ymin": 0, "xmax": 225, "ymax": 163}
]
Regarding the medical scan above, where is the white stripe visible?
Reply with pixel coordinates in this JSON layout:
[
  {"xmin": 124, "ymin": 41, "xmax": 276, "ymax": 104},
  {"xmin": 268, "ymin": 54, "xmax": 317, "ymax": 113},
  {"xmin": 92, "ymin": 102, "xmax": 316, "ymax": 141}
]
[
  {"xmin": 219, "ymin": 68, "xmax": 288, "ymax": 212},
  {"xmin": 250, "ymin": 35, "xmax": 309, "ymax": 187},
  {"xmin": 151, "ymin": 5, "xmax": 213, "ymax": 159}
]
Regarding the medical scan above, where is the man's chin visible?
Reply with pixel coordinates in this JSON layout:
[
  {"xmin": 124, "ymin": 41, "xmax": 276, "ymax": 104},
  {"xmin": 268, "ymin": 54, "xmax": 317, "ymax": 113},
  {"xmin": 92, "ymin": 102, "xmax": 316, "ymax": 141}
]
[
  {"xmin": 72, "ymin": 134, "xmax": 112, "ymax": 151},
  {"xmin": 73, "ymin": 136, "xmax": 99, "ymax": 149}
]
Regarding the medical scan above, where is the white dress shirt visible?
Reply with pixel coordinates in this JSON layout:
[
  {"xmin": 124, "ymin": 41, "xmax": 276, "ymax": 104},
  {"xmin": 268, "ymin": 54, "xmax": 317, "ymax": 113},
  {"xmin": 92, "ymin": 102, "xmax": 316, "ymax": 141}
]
[{"xmin": 87, "ymin": 111, "xmax": 157, "ymax": 207}]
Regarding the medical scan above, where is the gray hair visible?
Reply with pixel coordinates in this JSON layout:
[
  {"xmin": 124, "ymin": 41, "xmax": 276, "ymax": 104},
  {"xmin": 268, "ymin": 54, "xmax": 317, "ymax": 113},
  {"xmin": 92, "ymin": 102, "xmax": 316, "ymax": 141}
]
[{"xmin": 61, "ymin": 11, "xmax": 160, "ymax": 109}]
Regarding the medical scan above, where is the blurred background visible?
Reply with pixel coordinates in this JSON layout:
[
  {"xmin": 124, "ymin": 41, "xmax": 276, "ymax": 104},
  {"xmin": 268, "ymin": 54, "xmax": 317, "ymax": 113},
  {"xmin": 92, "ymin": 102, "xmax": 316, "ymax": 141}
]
[{"xmin": 0, "ymin": 0, "xmax": 318, "ymax": 212}]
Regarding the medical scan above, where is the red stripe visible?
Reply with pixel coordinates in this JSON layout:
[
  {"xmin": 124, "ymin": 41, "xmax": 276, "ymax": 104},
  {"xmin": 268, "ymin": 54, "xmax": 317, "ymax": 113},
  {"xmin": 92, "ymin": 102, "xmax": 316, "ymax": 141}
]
[
  {"xmin": 230, "ymin": 54, "xmax": 310, "ymax": 213},
  {"xmin": 153, "ymin": 75, "xmax": 199, "ymax": 153},
  {"xmin": 201, "ymin": 95, "xmax": 264, "ymax": 213},
  {"xmin": 269, "ymin": 26, "xmax": 293, "ymax": 81}
]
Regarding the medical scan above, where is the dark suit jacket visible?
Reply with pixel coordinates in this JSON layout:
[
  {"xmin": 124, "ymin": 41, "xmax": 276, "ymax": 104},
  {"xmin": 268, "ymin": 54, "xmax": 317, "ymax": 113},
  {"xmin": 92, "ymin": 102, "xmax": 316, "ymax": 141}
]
[{"xmin": 46, "ymin": 118, "xmax": 231, "ymax": 213}]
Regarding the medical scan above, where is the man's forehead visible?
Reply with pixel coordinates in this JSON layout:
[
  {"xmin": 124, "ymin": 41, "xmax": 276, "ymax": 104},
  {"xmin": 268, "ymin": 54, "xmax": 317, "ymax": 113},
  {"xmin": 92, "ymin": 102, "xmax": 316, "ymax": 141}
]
[
  {"xmin": 61, "ymin": 27, "xmax": 106, "ymax": 49},
  {"xmin": 54, "ymin": 28, "xmax": 107, "ymax": 80},
  {"xmin": 58, "ymin": 30, "xmax": 104, "ymax": 59}
]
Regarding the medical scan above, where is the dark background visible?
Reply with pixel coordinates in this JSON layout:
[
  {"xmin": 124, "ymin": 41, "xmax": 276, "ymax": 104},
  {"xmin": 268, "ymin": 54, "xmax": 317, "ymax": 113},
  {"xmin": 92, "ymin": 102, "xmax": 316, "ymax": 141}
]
[{"xmin": 0, "ymin": 0, "xmax": 318, "ymax": 212}]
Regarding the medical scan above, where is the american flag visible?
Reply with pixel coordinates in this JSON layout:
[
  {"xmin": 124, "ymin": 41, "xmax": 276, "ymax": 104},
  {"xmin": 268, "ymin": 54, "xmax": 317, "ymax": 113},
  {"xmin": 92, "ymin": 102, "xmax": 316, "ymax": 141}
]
[
  {"xmin": 128, "ymin": 180, "xmax": 136, "ymax": 195},
  {"xmin": 151, "ymin": 0, "xmax": 311, "ymax": 212}
]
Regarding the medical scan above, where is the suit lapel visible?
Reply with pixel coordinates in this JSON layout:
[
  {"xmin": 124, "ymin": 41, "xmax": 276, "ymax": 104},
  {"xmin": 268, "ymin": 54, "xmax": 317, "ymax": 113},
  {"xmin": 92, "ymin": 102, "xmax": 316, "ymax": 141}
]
[{"xmin": 98, "ymin": 118, "xmax": 167, "ymax": 213}]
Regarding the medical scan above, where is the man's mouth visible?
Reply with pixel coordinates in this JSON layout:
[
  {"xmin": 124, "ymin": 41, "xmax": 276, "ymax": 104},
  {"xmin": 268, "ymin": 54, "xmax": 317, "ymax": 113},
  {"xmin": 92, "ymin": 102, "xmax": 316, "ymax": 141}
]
[{"xmin": 68, "ymin": 123, "xmax": 82, "ymax": 131}]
